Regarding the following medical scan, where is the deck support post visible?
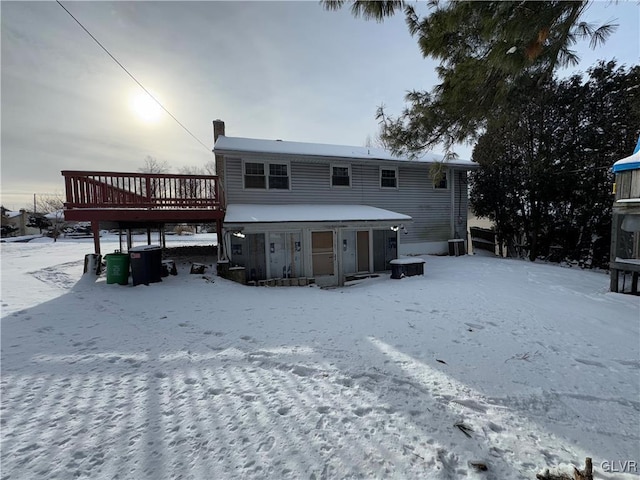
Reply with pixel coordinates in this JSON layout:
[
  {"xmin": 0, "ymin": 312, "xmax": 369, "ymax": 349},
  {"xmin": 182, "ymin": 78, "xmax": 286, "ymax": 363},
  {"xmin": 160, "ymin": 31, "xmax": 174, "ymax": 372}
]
[
  {"xmin": 610, "ymin": 268, "xmax": 619, "ymax": 293},
  {"xmin": 146, "ymin": 227, "xmax": 151, "ymax": 245},
  {"xmin": 216, "ymin": 219, "xmax": 224, "ymax": 260},
  {"xmin": 91, "ymin": 221, "xmax": 101, "ymax": 254}
]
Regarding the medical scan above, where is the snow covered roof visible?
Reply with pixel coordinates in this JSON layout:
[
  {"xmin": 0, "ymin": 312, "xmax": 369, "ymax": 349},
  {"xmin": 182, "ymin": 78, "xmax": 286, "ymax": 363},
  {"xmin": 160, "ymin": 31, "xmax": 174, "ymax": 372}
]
[
  {"xmin": 224, "ymin": 204, "xmax": 412, "ymax": 224},
  {"xmin": 214, "ymin": 136, "xmax": 477, "ymax": 168},
  {"xmin": 613, "ymin": 151, "xmax": 640, "ymax": 173}
]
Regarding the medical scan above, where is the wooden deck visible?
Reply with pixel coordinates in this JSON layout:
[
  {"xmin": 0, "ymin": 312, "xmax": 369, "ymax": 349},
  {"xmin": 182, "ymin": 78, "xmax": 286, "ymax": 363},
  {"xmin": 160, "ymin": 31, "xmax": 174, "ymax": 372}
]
[
  {"xmin": 62, "ymin": 171, "xmax": 225, "ymax": 223},
  {"xmin": 61, "ymin": 171, "xmax": 225, "ymax": 253}
]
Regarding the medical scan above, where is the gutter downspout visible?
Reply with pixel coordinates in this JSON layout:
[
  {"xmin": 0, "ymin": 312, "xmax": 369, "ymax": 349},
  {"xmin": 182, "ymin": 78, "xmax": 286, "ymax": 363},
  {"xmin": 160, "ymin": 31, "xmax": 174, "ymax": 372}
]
[{"xmin": 450, "ymin": 168, "xmax": 456, "ymax": 239}]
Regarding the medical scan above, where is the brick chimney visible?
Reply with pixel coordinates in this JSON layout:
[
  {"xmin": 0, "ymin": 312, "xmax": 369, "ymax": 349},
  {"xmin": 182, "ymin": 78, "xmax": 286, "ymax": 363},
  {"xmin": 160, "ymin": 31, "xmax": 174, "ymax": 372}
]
[{"xmin": 213, "ymin": 119, "xmax": 225, "ymax": 143}]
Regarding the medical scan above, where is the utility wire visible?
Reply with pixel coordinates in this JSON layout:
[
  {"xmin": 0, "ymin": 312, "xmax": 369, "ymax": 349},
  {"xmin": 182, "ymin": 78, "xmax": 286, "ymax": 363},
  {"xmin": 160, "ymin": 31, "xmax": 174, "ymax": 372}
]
[{"xmin": 56, "ymin": 1, "xmax": 212, "ymax": 153}]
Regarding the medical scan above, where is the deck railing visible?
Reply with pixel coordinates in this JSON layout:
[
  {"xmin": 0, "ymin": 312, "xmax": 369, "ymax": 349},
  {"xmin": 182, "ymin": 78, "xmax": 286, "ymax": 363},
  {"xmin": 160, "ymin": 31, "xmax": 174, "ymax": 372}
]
[{"xmin": 62, "ymin": 171, "xmax": 225, "ymax": 211}]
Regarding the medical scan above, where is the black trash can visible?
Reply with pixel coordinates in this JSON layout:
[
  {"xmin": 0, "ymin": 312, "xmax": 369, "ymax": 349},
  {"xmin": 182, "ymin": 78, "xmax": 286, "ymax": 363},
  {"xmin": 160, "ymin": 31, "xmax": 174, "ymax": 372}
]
[
  {"xmin": 448, "ymin": 239, "xmax": 466, "ymax": 256},
  {"xmin": 129, "ymin": 245, "xmax": 163, "ymax": 286}
]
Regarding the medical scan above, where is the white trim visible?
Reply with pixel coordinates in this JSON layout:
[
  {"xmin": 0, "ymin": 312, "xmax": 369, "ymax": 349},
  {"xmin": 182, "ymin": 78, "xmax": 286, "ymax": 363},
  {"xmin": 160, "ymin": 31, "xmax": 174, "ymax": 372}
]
[
  {"xmin": 379, "ymin": 166, "xmax": 399, "ymax": 189},
  {"xmin": 242, "ymin": 159, "xmax": 291, "ymax": 191},
  {"xmin": 330, "ymin": 163, "xmax": 352, "ymax": 188}
]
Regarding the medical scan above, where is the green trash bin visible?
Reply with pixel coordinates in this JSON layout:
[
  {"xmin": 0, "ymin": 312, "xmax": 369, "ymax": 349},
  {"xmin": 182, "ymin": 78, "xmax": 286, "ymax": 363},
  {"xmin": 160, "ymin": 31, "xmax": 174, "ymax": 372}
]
[{"xmin": 105, "ymin": 252, "xmax": 130, "ymax": 285}]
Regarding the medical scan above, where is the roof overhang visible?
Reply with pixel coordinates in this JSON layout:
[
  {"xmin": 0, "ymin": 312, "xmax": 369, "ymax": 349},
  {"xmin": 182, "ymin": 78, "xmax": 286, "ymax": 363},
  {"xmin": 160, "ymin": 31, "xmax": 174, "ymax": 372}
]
[{"xmin": 223, "ymin": 204, "xmax": 411, "ymax": 232}]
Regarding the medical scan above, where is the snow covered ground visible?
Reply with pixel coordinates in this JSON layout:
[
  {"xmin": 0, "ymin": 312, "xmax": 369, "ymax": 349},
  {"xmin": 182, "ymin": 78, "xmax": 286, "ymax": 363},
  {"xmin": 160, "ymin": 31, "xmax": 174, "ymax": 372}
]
[{"xmin": 1, "ymin": 235, "xmax": 638, "ymax": 479}]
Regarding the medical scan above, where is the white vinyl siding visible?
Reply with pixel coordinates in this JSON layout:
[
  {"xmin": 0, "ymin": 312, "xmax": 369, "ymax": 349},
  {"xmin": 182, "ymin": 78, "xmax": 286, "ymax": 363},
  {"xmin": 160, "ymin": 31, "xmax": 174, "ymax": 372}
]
[{"xmin": 225, "ymin": 154, "xmax": 468, "ymax": 244}]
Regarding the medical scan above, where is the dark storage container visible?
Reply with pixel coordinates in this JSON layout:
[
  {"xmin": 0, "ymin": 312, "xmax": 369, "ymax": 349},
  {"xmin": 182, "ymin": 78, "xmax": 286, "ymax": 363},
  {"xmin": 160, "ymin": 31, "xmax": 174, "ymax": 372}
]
[
  {"xmin": 448, "ymin": 239, "xmax": 466, "ymax": 256},
  {"xmin": 84, "ymin": 253, "xmax": 102, "ymax": 275},
  {"xmin": 390, "ymin": 258, "xmax": 426, "ymax": 279},
  {"xmin": 129, "ymin": 245, "xmax": 163, "ymax": 286}
]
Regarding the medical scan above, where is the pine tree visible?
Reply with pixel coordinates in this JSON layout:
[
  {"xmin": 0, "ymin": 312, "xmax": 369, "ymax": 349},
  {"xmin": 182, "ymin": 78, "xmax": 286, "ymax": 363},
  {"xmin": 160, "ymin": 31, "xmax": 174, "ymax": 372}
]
[
  {"xmin": 470, "ymin": 62, "xmax": 640, "ymax": 265},
  {"xmin": 324, "ymin": 1, "xmax": 617, "ymax": 156}
]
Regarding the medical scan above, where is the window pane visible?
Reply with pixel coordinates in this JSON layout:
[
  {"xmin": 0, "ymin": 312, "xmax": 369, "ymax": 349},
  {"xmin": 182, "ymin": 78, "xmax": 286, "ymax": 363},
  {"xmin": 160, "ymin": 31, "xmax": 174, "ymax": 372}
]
[
  {"xmin": 434, "ymin": 175, "xmax": 448, "ymax": 189},
  {"xmin": 245, "ymin": 163, "xmax": 264, "ymax": 175},
  {"xmin": 269, "ymin": 164, "xmax": 287, "ymax": 176},
  {"xmin": 332, "ymin": 175, "xmax": 350, "ymax": 186},
  {"xmin": 245, "ymin": 175, "xmax": 265, "ymax": 189},
  {"xmin": 244, "ymin": 162, "xmax": 266, "ymax": 188},
  {"xmin": 268, "ymin": 163, "xmax": 289, "ymax": 189},
  {"xmin": 381, "ymin": 169, "xmax": 396, "ymax": 188},
  {"xmin": 332, "ymin": 166, "xmax": 350, "ymax": 186},
  {"xmin": 381, "ymin": 177, "xmax": 396, "ymax": 188},
  {"xmin": 269, "ymin": 176, "xmax": 289, "ymax": 189}
]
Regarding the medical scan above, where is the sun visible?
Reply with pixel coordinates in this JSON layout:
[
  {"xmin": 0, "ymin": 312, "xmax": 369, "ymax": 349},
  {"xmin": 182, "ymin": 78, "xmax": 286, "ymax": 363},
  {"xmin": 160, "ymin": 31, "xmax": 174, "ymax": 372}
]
[{"xmin": 130, "ymin": 91, "xmax": 163, "ymax": 123}]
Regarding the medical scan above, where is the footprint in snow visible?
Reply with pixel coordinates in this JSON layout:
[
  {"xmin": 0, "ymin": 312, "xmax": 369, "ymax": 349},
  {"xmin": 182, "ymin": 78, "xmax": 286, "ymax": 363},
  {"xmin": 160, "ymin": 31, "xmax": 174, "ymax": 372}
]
[
  {"xmin": 257, "ymin": 436, "xmax": 275, "ymax": 452},
  {"xmin": 353, "ymin": 407, "xmax": 372, "ymax": 417},
  {"xmin": 574, "ymin": 358, "xmax": 606, "ymax": 368}
]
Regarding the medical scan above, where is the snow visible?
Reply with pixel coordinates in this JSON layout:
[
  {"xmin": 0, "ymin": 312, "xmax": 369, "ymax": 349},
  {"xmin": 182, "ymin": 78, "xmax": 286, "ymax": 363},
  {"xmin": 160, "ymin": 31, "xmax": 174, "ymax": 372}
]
[
  {"xmin": 390, "ymin": 257, "xmax": 426, "ymax": 265},
  {"xmin": 129, "ymin": 245, "xmax": 163, "ymax": 252},
  {"xmin": 2, "ymin": 235, "xmax": 639, "ymax": 480},
  {"xmin": 224, "ymin": 204, "xmax": 412, "ymax": 224},
  {"xmin": 214, "ymin": 136, "xmax": 478, "ymax": 168},
  {"xmin": 613, "ymin": 151, "xmax": 640, "ymax": 173}
]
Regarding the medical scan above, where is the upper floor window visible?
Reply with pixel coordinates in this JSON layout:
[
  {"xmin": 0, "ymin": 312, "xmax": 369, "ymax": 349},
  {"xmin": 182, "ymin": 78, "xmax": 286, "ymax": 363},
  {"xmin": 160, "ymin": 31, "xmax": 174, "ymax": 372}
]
[
  {"xmin": 331, "ymin": 164, "xmax": 351, "ymax": 187},
  {"xmin": 380, "ymin": 167, "xmax": 398, "ymax": 188},
  {"xmin": 269, "ymin": 163, "xmax": 289, "ymax": 189},
  {"xmin": 434, "ymin": 172, "xmax": 448, "ymax": 189},
  {"xmin": 244, "ymin": 161, "xmax": 289, "ymax": 190},
  {"xmin": 244, "ymin": 162, "xmax": 265, "ymax": 189}
]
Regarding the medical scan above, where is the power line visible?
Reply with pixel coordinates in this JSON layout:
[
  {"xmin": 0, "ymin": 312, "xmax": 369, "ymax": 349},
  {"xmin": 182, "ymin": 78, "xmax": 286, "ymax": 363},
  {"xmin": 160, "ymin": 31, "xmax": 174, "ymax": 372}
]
[{"xmin": 56, "ymin": 1, "xmax": 212, "ymax": 153}]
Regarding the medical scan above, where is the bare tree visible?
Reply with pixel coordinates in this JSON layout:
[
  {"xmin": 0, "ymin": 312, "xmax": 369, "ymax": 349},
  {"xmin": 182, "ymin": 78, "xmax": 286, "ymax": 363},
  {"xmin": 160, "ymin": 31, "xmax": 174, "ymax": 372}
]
[
  {"xmin": 177, "ymin": 165, "xmax": 218, "ymax": 200},
  {"xmin": 33, "ymin": 193, "xmax": 65, "ymax": 241},
  {"xmin": 138, "ymin": 156, "xmax": 170, "ymax": 200},
  {"xmin": 364, "ymin": 133, "xmax": 391, "ymax": 150},
  {"xmin": 203, "ymin": 160, "xmax": 216, "ymax": 176},
  {"xmin": 138, "ymin": 155, "xmax": 169, "ymax": 174}
]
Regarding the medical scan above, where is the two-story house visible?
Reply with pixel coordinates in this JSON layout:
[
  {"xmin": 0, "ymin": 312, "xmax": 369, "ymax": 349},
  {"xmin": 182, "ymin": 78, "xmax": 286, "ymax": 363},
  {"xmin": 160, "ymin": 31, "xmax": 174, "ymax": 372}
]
[{"xmin": 212, "ymin": 120, "xmax": 477, "ymax": 286}]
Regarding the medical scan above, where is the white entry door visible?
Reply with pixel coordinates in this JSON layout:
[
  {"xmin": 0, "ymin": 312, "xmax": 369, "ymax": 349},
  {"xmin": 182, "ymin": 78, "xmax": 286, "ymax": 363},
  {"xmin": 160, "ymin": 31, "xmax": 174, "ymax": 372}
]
[{"xmin": 269, "ymin": 232, "xmax": 303, "ymax": 279}]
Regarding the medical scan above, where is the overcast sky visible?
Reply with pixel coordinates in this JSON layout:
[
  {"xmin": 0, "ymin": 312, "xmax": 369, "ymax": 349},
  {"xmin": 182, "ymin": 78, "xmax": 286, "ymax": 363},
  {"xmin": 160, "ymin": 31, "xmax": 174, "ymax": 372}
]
[{"xmin": 1, "ymin": 1, "xmax": 638, "ymax": 210}]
